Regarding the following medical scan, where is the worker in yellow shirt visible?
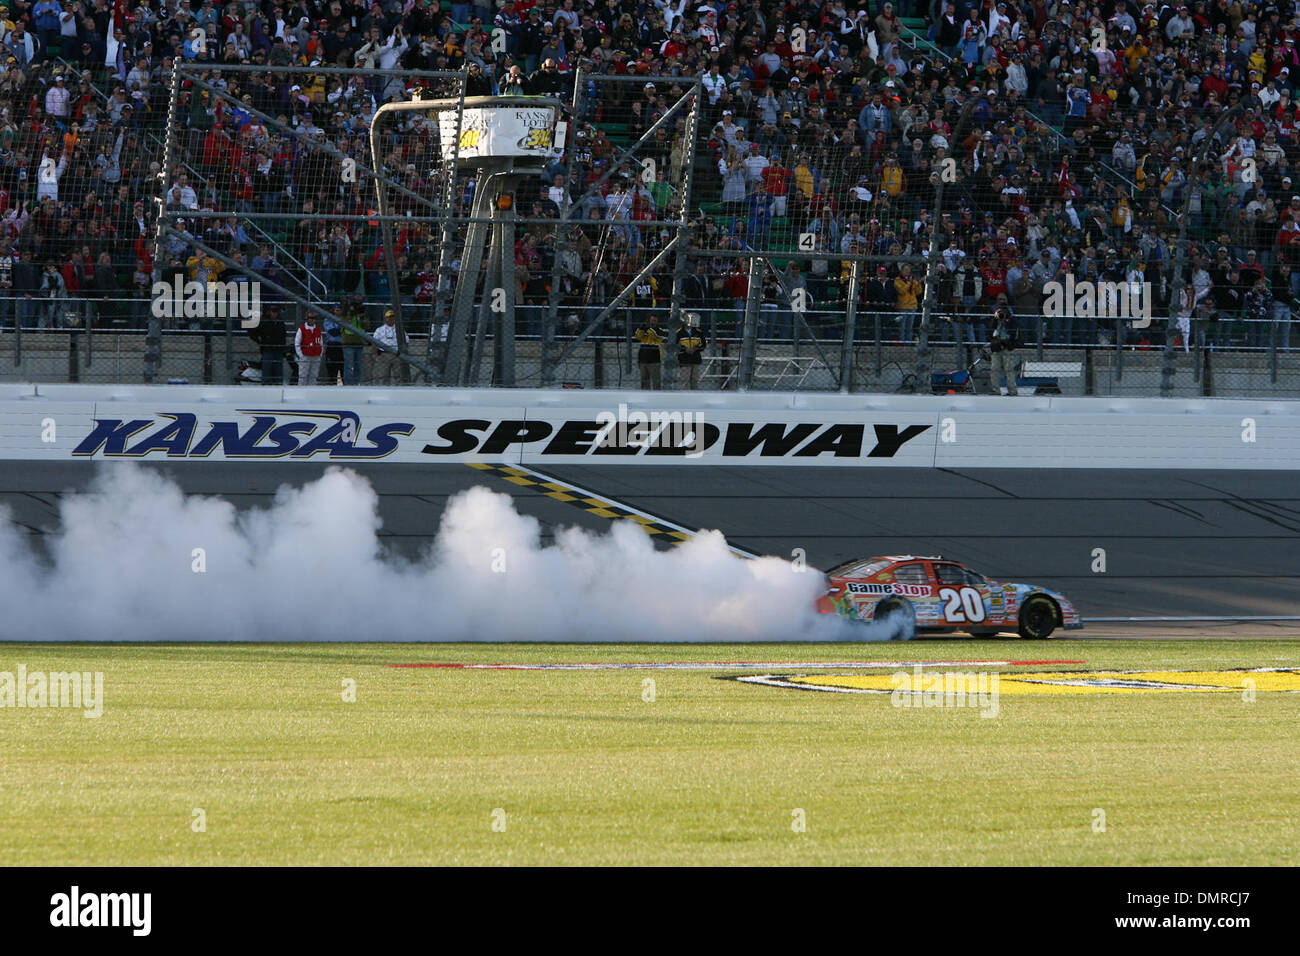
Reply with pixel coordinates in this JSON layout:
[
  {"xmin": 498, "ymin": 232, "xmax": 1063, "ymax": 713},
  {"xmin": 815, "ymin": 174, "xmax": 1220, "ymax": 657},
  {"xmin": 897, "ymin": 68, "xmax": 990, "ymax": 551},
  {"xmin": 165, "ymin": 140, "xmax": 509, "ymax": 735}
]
[
  {"xmin": 634, "ymin": 313, "xmax": 667, "ymax": 390},
  {"xmin": 675, "ymin": 313, "xmax": 706, "ymax": 390}
]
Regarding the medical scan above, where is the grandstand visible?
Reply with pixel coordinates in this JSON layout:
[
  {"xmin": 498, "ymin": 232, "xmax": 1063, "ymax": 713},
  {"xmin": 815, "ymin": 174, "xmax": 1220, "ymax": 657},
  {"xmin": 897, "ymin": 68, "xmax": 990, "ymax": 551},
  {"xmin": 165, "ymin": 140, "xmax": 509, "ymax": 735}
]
[{"xmin": 0, "ymin": 0, "xmax": 1298, "ymax": 395}]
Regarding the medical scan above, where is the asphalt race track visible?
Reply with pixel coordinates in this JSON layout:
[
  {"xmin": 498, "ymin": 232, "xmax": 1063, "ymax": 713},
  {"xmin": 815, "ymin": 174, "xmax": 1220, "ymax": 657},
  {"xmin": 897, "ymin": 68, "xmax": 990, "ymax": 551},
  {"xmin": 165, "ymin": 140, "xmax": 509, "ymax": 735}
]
[{"xmin": 2, "ymin": 461, "xmax": 1298, "ymax": 626}]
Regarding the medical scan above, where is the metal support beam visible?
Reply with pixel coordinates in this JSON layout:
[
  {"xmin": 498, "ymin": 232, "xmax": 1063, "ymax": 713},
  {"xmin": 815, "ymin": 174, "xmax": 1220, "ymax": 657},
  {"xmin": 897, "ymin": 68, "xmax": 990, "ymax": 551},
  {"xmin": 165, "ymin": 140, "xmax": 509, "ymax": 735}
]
[
  {"xmin": 666, "ymin": 84, "xmax": 703, "ymax": 390},
  {"xmin": 146, "ymin": 60, "xmax": 184, "ymax": 383},
  {"xmin": 444, "ymin": 170, "xmax": 507, "ymax": 385},
  {"xmin": 739, "ymin": 256, "xmax": 763, "ymax": 391},
  {"xmin": 470, "ymin": 213, "xmax": 503, "ymax": 386},
  {"xmin": 430, "ymin": 80, "xmax": 469, "ymax": 381},
  {"xmin": 498, "ymin": 212, "xmax": 518, "ymax": 386}
]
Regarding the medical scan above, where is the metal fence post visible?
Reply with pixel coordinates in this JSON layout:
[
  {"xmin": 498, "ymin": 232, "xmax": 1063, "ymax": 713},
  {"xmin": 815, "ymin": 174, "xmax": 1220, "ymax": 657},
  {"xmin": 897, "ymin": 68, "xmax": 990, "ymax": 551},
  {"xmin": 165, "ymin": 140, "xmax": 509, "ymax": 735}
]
[
  {"xmin": 224, "ymin": 314, "xmax": 234, "ymax": 384},
  {"xmin": 470, "ymin": 210, "xmax": 502, "ymax": 386},
  {"xmin": 1193, "ymin": 319, "xmax": 1204, "ymax": 386},
  {"xmin": 146, "ymin": 60, "xmax": 185, "ymax": 384},
  {"xmin": 1115, "ymin": 318, "xmax": 1124, "ymax": 383},
  {"xmin": 840, "ymin": 260, "xmax": 861, "ymax": 393},
  {"xmin": 431, "ymin": 75, "xmax": 469, "ymax": 382},
  {"xmin": 498, "ymin": 210, "xmax": 517, "ymax": 386},
  {"xmin": 1269, "ymin": 315, "xmax": 1279, "ymax": 385},
  {"xmin": 665, "ymin": 80, "xmax": 703, "ymax": 390},
  {"xmin": 874, "ymin": 311, "xmax": 883, "ymax": 377},
  {"xmin": 739, "ymin": 256, "xmax": 762, "ymax": 391},
  {"xmin": 1160, "ymin": 310, "xmax": 1179, "ymax": 395}
]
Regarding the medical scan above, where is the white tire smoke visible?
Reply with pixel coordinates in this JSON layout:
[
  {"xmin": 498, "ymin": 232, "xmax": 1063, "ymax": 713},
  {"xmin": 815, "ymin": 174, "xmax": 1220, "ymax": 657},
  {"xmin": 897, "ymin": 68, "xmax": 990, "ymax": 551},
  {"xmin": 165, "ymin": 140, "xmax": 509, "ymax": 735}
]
[{"xmin": 0, "ymin": 465, "xmax": 905, "ymax": 642}]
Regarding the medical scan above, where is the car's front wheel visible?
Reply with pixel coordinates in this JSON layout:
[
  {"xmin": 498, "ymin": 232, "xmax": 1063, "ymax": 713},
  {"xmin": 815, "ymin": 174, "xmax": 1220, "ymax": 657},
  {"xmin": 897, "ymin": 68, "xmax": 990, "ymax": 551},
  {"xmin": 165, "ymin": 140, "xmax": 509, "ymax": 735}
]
[
  {"xmin": 1018, "ymin": 596, "xmax": 1059, "ymax": 639},
  {"xmin": 874, "ymin": 598, "xmax": 916, "ymax": 641}
]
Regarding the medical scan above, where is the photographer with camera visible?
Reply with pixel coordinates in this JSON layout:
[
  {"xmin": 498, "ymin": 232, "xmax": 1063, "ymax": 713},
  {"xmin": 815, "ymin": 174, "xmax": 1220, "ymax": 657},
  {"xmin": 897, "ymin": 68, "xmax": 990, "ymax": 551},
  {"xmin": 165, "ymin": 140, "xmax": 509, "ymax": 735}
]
[{"xmin": 988, "ymin": 301, "xmax": 1019, "ymax": 396}]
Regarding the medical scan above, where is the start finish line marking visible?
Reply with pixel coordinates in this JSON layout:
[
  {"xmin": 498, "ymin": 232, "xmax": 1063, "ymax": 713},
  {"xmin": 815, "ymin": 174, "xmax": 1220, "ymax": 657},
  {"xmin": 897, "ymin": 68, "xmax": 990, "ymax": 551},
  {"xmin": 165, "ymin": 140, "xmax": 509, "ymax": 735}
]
[{"xmin": 388, "ymin": 659, "xmax": 1086, "ymax": 671}]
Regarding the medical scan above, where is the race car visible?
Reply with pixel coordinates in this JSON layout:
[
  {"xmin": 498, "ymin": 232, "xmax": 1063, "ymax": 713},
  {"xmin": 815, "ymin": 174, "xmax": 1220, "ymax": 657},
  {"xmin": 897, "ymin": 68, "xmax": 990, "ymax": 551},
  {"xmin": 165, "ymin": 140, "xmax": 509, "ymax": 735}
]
[{"xmin": 817, "ymin": 555, "xmax": 1082, "ymax": 639}]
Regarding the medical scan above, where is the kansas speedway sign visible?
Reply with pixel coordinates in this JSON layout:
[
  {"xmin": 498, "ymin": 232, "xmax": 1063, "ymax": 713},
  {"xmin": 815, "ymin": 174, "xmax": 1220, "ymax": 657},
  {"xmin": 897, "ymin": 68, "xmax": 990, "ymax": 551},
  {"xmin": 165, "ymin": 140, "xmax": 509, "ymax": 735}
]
[{"xmin": 5, "ymin": 390, "xmax": 941, "ymax": 466}]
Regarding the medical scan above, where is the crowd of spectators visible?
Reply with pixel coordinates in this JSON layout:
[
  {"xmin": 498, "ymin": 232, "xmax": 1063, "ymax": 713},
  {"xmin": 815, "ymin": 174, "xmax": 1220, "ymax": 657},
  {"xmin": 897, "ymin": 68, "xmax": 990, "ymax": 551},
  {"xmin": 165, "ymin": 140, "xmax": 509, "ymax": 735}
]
[{"xmin": 0, "ymin": 0, "xmax": 1296, "ymax": 354}]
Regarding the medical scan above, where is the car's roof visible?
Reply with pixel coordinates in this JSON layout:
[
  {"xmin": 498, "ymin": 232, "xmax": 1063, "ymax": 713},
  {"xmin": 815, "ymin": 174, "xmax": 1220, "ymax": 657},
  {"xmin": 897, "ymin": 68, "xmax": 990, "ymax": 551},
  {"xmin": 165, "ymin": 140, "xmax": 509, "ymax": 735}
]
[{"xmin": 825, "ymin": 555, "xmax": 951, "ymax": 576}]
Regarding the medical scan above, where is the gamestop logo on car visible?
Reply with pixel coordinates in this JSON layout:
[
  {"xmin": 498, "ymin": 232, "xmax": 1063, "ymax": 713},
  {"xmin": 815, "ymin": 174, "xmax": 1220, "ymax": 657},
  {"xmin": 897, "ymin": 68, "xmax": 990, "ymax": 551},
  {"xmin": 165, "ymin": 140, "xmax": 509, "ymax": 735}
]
[{"xmin": 847, "ymin": 582, "xmax": 931, "ymax": 597}]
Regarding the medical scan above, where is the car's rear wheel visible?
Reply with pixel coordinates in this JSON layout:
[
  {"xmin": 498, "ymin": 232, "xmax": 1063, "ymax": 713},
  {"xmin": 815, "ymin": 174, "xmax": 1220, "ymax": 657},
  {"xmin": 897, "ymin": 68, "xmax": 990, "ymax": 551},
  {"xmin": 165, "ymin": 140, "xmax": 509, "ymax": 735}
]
[
  {"xmin": 874, "ymin": 598, "xmax": 916, "ymax": 641},
  {"xmin": 1018, "ymin": 596, "xmax": 1058, "ymax": 639}
]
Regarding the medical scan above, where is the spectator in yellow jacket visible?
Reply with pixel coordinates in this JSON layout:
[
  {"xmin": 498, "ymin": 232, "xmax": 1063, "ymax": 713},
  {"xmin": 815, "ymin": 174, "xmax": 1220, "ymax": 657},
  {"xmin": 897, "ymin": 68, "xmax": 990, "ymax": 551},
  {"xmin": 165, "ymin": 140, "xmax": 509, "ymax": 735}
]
[
  {"xmin": 880, "ymin": 156, "xmax": 905, "ymax": 198},
  {"xmin": 894, "ymin": 264, "xmax": 923, "ymax": 342}
]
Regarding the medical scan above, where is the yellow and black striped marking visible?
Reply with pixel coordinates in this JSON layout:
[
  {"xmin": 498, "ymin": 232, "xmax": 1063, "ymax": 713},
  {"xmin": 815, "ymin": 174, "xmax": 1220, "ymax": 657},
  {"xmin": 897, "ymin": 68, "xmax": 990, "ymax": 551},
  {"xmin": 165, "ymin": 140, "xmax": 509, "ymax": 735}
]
[
  {"xmin": 734, "ymin": 668, "xmax": 1300, "ymax": 696},
  {"xmin": 466, "ymin": 462, "xmax": 756, "ymax": 556}
]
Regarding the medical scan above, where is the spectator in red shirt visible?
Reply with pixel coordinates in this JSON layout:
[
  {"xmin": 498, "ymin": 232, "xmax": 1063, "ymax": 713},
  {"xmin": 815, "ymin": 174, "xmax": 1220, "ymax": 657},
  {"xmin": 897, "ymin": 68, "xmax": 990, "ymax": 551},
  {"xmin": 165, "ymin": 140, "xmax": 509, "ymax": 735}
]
[
  {"xmin": 980, "ymin": 258, "xmax": 1007, "ymax": 306},
  {"xmin": 761, "ymin": 156, "xmax": 791, "ymax": 217}
]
